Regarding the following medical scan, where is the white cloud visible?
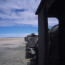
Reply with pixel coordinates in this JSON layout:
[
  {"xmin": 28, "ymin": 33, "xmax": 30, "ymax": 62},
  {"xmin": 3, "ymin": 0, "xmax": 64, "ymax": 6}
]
[
  {"xmin": 0, "ymin": 0, "xmax": 59, "ymax": 27},
  {"xmin": 15, "ymin": 19, "xmax": 38, "ymax": 27},
  {"xmin": 0, "ymin": 18, "xmax": 38, "ymax": 27},
  {"xmin": 0, "ymin": 0, "xmax": 41, "ymax": 27},
  {"xmin": 48, "ymin": 18, "xmax": 59, "ymax": 26},
  {"xmin": 0, "ymin": 0, "xmax": 41, "ymax": 10}
]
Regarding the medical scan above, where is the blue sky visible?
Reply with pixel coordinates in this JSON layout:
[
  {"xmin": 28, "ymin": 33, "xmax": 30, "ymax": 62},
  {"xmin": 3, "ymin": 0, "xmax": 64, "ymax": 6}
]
[{"xmin": 0, "ymin": 0, "xmax": 58, "ymax": 38}]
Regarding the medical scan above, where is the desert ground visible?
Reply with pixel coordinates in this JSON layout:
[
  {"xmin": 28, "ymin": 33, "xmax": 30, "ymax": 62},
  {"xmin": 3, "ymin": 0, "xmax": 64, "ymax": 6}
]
[{"xmin": 0, "ymin": 38, "xmax": 29, "ymax": 65}]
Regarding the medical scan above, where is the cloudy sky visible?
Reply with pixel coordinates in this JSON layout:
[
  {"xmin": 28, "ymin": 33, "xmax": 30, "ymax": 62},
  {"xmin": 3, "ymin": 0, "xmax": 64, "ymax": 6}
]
[{"xmin": 0, "ymin": 0, "xmax": 58, "ymax": 38}]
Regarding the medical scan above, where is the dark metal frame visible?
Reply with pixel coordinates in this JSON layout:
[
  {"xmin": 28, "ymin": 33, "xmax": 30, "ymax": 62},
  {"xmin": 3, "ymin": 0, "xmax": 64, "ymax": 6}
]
[{"xmin": 36, "ymin": 0, "xmax": 65, "ymax": 65}]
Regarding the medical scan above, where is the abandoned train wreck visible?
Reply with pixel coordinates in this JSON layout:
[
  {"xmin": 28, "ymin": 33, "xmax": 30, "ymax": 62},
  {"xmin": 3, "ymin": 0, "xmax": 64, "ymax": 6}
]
[{"xmin": 36, "ymin": 0, "xmax": 65, "ymax": 65}]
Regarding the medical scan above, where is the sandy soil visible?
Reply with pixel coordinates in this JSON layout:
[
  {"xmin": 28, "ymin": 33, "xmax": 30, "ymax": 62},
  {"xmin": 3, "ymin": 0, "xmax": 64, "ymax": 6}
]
[{"xmin": 0, "ymin": 38, "xmax": 29, "ymax": 65}]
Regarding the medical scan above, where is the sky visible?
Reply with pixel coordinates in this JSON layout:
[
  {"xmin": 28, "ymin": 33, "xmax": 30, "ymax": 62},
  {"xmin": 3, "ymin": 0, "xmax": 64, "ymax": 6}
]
[{"xmin": 0, "ymin": 0, "xmax": 58, "ymax": 38}]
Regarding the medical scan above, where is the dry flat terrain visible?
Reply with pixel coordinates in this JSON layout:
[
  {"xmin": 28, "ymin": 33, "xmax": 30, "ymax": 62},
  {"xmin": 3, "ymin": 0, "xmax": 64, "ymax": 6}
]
[{"xmin": 0, "ymin": 38, "xmax": 29, "ymax": 65}]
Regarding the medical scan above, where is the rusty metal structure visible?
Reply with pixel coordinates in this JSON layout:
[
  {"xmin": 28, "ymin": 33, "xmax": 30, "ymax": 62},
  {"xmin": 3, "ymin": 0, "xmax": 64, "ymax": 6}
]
[
  {"xmin": 35, "ymin": 0, "xmax": 64, "ymax": 65},
  {"xmin": 25, "ymin": 24, "xmax": 59, "ymax": 65},
  {"xmin": 25, "ymin": 33, "xmax": 38, "ymax": 64},
  {"xmin": 48, "ymin": 24, "xmax": 59, "ymax": 65}
]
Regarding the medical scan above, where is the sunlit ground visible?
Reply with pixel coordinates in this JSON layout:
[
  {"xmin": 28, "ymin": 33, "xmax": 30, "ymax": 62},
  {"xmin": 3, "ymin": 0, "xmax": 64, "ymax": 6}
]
[{"xmin": 0, "ymin": 38, "xmax": 30, "ymax": 65}]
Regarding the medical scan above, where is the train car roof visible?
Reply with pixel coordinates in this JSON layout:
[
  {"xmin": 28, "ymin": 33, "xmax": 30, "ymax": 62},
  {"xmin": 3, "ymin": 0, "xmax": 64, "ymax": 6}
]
[{"xmin": 36, "ymin": 0, "xmax": 63, "ymax": 18}]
